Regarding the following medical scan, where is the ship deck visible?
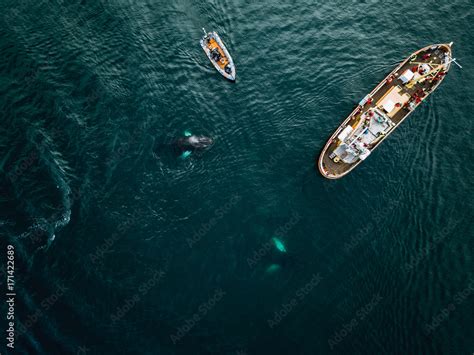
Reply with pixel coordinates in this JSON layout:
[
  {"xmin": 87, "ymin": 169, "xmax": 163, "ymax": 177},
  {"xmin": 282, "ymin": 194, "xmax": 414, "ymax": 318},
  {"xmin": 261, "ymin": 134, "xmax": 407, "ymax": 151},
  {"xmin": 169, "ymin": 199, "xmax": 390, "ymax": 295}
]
[{"xmin": 319, "ymin": 44, "xmax": 452, "ymax": 178}]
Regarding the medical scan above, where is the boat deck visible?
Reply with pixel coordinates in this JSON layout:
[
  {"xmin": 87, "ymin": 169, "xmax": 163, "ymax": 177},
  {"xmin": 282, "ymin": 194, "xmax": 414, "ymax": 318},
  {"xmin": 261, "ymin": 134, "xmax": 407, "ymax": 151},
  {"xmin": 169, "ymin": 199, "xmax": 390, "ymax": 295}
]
[
  {"xmin": 319, "ymin": 44, "xmax": 451, "ymax": 178},
  {"xmin": 201, "ymin": 31, "xmax": 236, "ymax": 82},
  {"xmin": 206, "ymin": 37, "xmax": 229, "ymax": 69}
]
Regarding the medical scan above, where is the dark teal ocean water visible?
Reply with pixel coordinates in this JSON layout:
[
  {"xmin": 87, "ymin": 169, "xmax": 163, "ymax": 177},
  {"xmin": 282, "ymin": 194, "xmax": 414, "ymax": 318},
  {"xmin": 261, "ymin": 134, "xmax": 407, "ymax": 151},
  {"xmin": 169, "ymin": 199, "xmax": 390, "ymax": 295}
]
[{"xmin": 1, "ymin": 0, "xmax": 473, "ymax": 354}]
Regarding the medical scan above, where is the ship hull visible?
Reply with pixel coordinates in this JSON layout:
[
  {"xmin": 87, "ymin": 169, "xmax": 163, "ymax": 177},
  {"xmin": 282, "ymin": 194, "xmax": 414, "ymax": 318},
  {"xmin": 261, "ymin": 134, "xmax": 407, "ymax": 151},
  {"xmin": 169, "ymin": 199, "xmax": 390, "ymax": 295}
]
[{"xmin": 318, "ymin": 43, "xmax": 453, "ymax": 179}]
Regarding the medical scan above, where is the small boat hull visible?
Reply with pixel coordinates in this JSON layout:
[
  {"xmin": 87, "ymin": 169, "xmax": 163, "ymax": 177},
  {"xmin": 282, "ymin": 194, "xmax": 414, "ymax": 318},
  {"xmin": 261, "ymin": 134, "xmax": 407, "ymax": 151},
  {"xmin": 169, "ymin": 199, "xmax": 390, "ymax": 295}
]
[
  {"xmin": 318, "ymin": 43, "xmax": 453, "ymax": 179},
  {"xmin": 200, "ymin": 31, "xmax": 236, "ymax": 82}
]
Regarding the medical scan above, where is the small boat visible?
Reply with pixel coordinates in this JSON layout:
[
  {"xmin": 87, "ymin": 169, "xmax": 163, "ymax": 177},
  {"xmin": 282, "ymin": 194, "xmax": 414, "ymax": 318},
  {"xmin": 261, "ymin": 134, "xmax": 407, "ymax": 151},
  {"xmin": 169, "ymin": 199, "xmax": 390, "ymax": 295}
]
[
  {"xmin": 200, "ymin": 28, "xmax": 236, "ymax": 82},
  {"xmin": 318, "ymin": 43, "xmax": 459, "ymax": 179}
]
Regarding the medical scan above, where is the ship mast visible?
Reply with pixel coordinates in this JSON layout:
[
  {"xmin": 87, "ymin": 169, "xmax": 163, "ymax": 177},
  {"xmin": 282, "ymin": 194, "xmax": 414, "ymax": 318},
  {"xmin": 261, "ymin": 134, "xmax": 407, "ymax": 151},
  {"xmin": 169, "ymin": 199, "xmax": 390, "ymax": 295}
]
[{"xmin": 447, "ymin": 57, "xmax": 462, "ymax": 68}]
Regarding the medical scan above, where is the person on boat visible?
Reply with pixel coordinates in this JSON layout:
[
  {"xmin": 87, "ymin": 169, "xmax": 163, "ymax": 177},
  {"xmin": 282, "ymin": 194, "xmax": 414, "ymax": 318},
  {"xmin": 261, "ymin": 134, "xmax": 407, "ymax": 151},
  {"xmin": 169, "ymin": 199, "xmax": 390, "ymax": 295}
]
[{"xmin": 211, "ymin": 48, "xmax": 221, "ymax": 62}]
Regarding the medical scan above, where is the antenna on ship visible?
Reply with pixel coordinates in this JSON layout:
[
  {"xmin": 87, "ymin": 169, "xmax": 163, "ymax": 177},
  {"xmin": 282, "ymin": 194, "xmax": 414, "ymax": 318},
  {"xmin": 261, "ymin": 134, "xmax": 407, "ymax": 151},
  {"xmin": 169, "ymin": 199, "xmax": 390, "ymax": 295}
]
[{"xmin": 202, "ymin": 28, "xmax": 207, "ymax": 35}]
